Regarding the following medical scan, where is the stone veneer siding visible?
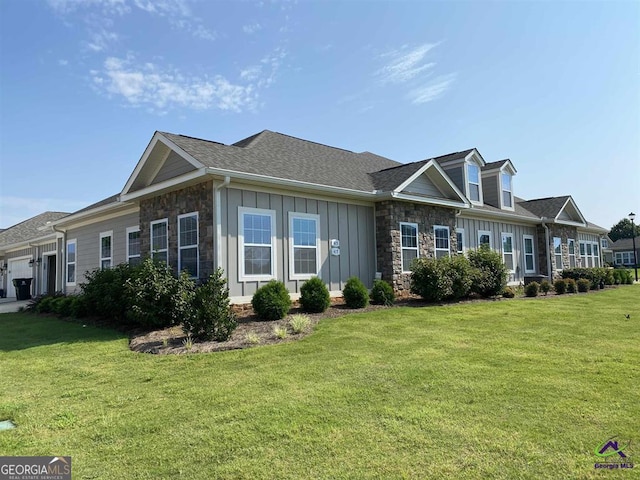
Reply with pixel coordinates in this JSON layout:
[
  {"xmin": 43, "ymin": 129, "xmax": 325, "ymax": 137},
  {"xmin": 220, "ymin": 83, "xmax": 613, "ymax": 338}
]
[
  {"xmin": 536, "ymin": 224, "xmax": 579, "ymax": 279},
  {"xmin": 375, "ymin": 200, "xmax": 457, "ymax": 293},
  {"xmin": 139, "ymin": 181, "xmax": 214, "ymax": 279}
]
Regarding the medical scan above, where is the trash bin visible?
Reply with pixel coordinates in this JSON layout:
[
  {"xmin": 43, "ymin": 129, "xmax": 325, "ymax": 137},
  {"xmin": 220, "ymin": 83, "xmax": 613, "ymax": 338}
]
[{"xmin": 12, "ymin": 278, "xmax": 32, "ymax": 301}]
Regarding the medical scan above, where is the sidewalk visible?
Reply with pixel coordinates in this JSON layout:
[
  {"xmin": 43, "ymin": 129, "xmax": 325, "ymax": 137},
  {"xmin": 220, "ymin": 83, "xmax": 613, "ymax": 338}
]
[{"xmin": 0, "ymin": 298, "xmax": 31, "ymax": 313}]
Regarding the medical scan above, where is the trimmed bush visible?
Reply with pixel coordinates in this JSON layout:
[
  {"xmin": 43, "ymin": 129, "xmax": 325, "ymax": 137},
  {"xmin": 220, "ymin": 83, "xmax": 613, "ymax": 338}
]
[
  {"xmin": 299, "ymin": 277, "xmax": 331, "ymax": 313},
  {"xmin": 252, "ymin": 280, "xmax": 291, "ymax": 320},
  {"xmin": 342, "ymin": 277, "xmax": 369, "ymax": 309},
  {"xmin": 69, "ymin": 295, "xmax": 88, "ymax": 318},
  {"xmin": 81, "ymin": 263, "xmax": 133, "ymax": 322},
  {"xmin": 370, "ymin": 279, "xmax": 395, "ymax": 306},
  {"xmin": 577, "ymin": 278, "xmax": 591, "ymax": 292},
  {"xmin": 502, "ymin": 286, "xmax": 515, "ymax": 298},
  {"xmin": 410, "ymin": 258, "xmax": 452, "ymax": 302},
  {"xmin": 468, "ymin": 246, "xmax": 508, "ymax": 298},
  {"xmin": 539, "ymin": 280, "xmax": 551, "ymax": 296},
  {"xmin": 183, "ymin": 268, "xmax": 237, "ymax": 341},
  {"xmin": 565, "ymin": 278, "xmax": 577, "ymax": 294},
  {"xmin": 553, "ymin": 279, "xmax": 566, "ymax": 295},
  {"xmin": 524, "ymin": 281, "xmax": 539, "ymax": 297},
  {"xmin": 444, "ymin": 254, "xmax": 473, "ymax": 300}
]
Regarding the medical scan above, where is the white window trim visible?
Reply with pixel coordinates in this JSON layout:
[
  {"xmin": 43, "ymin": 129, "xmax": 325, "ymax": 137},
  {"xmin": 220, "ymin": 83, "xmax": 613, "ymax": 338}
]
[
  {"xmin": 288, "ymin": 212, "xmax": 321, "ymax": 280},
  {"xmin": 478, "ymin": 230, "xmax": 492, "ymax": 249},
  {"xmin": 466, "ymin": 162, "xmax": 483, "ymax": 205},
  {"xmin": 501, "ymin": 232, "xmax": 515, "ymax": 272},
  {"xmin": 66, "ymin": 239, "xmax": 77, "ymax": 286},
  {"xmin": 150, "ymin": 218, "xmax": 169, "ymax": 263},
  {"xmin": 523, "ymin": 234, "xmax": 536, "ymax": 274},
  {"xmin": 433, "ymin": 225, "xmax": 451, "ymax": 258},
  {"xmin": 99, "ymin": 231, "xmax": 113, "ymax": 270},
  {"xmin": 568, "ymin": 238, "xmax": 576, "ymax": 268},
  {"xmin": 553, "ymin": 237, "xmax": 563, "ymax": 271},
  {"xmin": 178, "ymin": 212, "xmax": 199, "ymax": 278},
  {"xmin": 456, "ymin": 228, "xmax": 465, "ymax": 254},
  {"xmin": 126, "ymin": 226, "xmax": 141, "ymax": 264},
  {"xmin": 239, "ymin": 207, "xmax": 276, "ymax": 281},
  {"xmin": 500, "ymin": 172, "xmax": 515, "ymax": 211},
  {"xmin": 400, "ymin": 222, "xmax": 419, "ymax": 273}
]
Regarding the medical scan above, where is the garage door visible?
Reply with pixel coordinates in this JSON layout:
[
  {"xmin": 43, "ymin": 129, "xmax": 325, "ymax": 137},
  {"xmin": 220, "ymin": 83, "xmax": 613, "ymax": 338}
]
[{"xmin": 7, "ymin": 258, "xmax": 32, "ymax": 298}]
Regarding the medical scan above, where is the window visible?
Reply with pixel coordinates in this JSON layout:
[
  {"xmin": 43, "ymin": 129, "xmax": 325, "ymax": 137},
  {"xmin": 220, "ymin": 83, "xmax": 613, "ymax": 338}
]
[
  {"xmin": 478, "ymin": 230, "xmax": 492, "ymax": 249},
  {"xmin": 568, "ymin": 239, "xmax": 576, "ymax": 268},
  {"xmin": 579, "ymin": 242, "xmax": 586, "ymax": 267},
  {"xmin": 100, "ymin": 231, "xmax": 113, "ymax": 269},
  {"xmin": 501, "ymin": 173, "xmax": 513, "ymax": 208},
  {"xmin": 593, "ymin": 243, "xmax": 600, "ymax": 267},
  {"xmin": 456, "ymin": 228, "xmax": 465, "ymax": 254},
  {"xmin": 179, "ymin": 212, "xmax": 199, "ymax": 277},
  {"xmin": 615, "ymin": 252, "xmax": 636, "ymax": 265},
  {"xmin": 433, "ymin": 226, "xmax": 450, "ymax": 259},
  {"xmin": 553, "ymin": 237, "xmax": 563, "ymax": 271},
  {"xmin": 580, "ymin": 241, "xmax": 600, "ymax": 268},
  {"xmin": 151, "ymin": 219, "xmax": 168, "ymax": 264},
  {"xmin": 239, "ymin": 207, "xmax": 276, "ymax": 280},
  {"xmin": 523, "ymin": 235, "xmax": 535, "ymax": 273},
  {"xmin": 400, "ymin": 222, "xmax": 418, "ymax": 272},
  {"xmin": 289, "ymin": 213, "xmax": 320, "ymax": 279},
  {"xmin": 127, "ymin": 226, "xmax": 141, "ymax": 266},
  {"xmin": 467, "ymin": 163, "xmax": 481, "ymax": 202},
  {"xmin": 586, "ymin": 243, "xmax": 593, "ymax": 267},
  {"xmin": 502, "ymin": 233, "xmax": 514, "ymax": 271},
  {"xmin": 66, "ymin": 239, "xmax": 77, "ymax": 285},
  {"xmin": 601, "ymin": 238, "xmax": 609, "ymax": 249}
]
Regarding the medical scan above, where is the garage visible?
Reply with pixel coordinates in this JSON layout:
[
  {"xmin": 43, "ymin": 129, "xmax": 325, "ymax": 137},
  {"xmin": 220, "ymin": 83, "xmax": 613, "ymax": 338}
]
[{"xmin": 7, "ymin": 257, "xmax": 32, "ymax": 298}]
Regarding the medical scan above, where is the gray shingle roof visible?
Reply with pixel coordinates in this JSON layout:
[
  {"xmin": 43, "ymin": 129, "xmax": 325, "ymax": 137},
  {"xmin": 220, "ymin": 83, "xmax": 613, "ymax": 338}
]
[
  {"xmin": 468, "ymin": 196, "xmax": 541, "ymax": 219},
  {"xmin": 71, "ymin": 194, "xmax": 120, "ymax": 215},
  {"xmin": 369, "ymin": 160, "xmax": 429, "ymax": 191},
  {"xmin": 0, "ymin": 211, "xmax": 69, "ymax": 248},
  {"xmin": 610, "ymin": 236, "xmax": 640, "ymax": 250},
  {"xmin": 161, "ymin": 130, "xmax": 401, "ymax": 192},
  {"xmin": 482, "ymin": 159, "xmax": 509, "ymax": 171},
  {"xmin": 518, "ymin": 196, "xmax": 571, "ymax": 219}
]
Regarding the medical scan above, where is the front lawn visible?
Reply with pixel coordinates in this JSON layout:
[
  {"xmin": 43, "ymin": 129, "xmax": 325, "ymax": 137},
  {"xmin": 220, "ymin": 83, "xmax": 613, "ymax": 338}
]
[{"xmin": 1, "ymin": 286, "xmax": 638, "ymax": 479}]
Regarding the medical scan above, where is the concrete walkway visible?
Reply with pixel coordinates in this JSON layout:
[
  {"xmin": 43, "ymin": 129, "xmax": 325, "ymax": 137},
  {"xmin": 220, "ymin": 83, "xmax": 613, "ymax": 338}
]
[{"xmin": 0, "ymin": 298, "xmax": 31, "ymax": 313}]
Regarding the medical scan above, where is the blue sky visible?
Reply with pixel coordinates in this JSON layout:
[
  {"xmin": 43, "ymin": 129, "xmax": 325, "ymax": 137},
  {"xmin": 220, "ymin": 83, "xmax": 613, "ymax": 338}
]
[{"xmin": 1, "ymin": 0, "xmax": 638, "ymax": 231}]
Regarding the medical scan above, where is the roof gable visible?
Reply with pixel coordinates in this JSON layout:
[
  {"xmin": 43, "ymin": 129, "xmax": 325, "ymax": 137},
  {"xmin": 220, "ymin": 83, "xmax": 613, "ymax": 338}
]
[{"xmin": 519, "ymin": 196, "xmax": 587, "ymax": 226}]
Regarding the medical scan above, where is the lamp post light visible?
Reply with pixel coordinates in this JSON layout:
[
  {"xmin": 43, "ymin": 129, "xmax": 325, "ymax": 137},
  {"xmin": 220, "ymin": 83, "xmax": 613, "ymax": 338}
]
[{"xmin": 630, "ymin": 212, "xmax": 638, "ymax": 282}]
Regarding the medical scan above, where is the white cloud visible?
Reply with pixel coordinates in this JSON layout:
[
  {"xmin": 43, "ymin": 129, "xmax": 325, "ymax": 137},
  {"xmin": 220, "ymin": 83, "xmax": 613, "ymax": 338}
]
[
  {"xmin": 86, "ymin": 28, "xmax": 119, "ymax": 51},
  {"xmin": 408, "ymin": 74, "xmax": 457, "ymax": 104},
  {"xmin": 242, "ymin": 23, "xmax": 261, "ymax": 34},
  {"xmin": 377, "ymin": 43, "xmax": 438, "ymax": 84},
  {"xmin": 238, "ymin": 48, "xmax": 286, "ymax": 89},
  {"xmin": 93, "ymin": 56, "xmax": 257, "ymax": 112},
  {"xmin": 47, "ymin": 0, "xmax": 130, "ymax": 16}
]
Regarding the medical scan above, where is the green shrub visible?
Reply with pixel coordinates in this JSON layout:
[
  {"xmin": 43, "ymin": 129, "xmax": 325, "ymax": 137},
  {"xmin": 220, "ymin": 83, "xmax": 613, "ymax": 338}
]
[
  {"xmin": 577, "ymin": 278, "xmax": 591, "ymax": 292},
  {"xmin": 252, "ymin": 280, "xmax": 291, "ymax": 320},
  {"xmin": 410, "ymin": 258, "xmax": 452, "ymax": 302},
  {"xmin": 444, "ymin": 254, "xmax": 473, "ymax": 300},
  {"xmin": 562, "ymin": 267, "xmax": 610, "ymax": 290},
  {"xmin": 342, "ymin": 277, "xmax": 369, "ymax": 308},
  {"xmin": 502, "ymin": 286, "xmax": 515, "ymax": 298},
  {"xmin": 299, "ymin": 277, "xmax": 331, "ymax": 313},
  {"xmin": 468, "ymin": 247, "xmax": 508, "ymax": 298},
  {"xmin": 68, "ymin": 295, "xmax": 88, "ymax": 318},
  {"xmin": 524, "ymin": 282, "xmax": 539, "ymax": 297},
  {"xmin": 289, "ymin": 314, "xmax": 311, "ymax": 334},
  {"xmin": 370, "ymin": 279, "xmax": 395, "ymax": 306},
  {"xmin": 565, "ymin": 278, "xmax": 577, "ymax": 294},
  {"xmin": 182, "ymin": 269, "xmax": 237, "ymax": 341},
  {"xmin": 125, "ymin": 258, "xmax": 196, "ymax": 328},
  {"xmin": 81, "ymin": 263, "xmax": 133, "ymax": 322},
  {"xmin": 35, "ymin": 296, "xmax": 55, "ymax": 314},
  {"xmin": 539, "ymin": 280, "xmax": 551, "ymax": 296},
  {"xmin": 554, "ymin": 279, "xmax": 566, "ymax": 295}
]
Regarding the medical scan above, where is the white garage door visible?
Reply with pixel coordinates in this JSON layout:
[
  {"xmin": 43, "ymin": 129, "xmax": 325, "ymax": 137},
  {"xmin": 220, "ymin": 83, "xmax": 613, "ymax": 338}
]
[{"xmin": 7, "ymin": 258, "xmax": 32, "ymax": 298}]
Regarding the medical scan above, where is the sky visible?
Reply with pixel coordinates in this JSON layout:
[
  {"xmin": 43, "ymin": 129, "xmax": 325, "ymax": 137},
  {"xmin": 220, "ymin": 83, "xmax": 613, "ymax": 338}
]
[{"xmin": 0, "ymin": 0, "xmax": 638, "ymax": 231}]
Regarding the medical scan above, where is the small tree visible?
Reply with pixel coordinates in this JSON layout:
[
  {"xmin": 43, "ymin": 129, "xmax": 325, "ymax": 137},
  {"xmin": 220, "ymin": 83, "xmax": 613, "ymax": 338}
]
[{"xmin": 609, "ymin": 218, "xmax": 640, "ymax": 242}]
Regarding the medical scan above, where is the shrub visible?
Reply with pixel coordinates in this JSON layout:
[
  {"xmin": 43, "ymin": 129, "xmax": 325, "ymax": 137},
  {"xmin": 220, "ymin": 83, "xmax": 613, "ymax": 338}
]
[
  {"xmin": 81, "ymin": 263, "xmax": 133, "ymax": 322},
  {"xmin": 342, "ymin": 277, "xmax": 369, "ymax": 308},
  {"xmin": 273, "ymin": 325, "xmax": 288, "ymax": 339},
  {"xmin": 524, "ymin": 282, "xmax": 539, "ymax": 297},
  {"xmin": 50, "ymin": 296, "xmax": 75, "ymax": 317},
  {"xmin": 410, "ymin": 258, "xmax": 452, "ymax": 302},
  {"xmin": 252, "ymin": 280, "xmax": 291, "ymax": 320},
  {"xmin": 554, "ymin": 279, "xmax": 566, "ymax": 295},
  {"xmin": 539, "ymin": 280, "xmax": 551, "ymax": 296},
  {"xmin": 502, "ymin": 286, "xmax": 515, "ymax": 298},
  {"xmin": 245, "ymin": 332, "xmax": 260, "ymax": 345},
  {"xmin": 565, "ymin": 278, "xmax": 577, "ymax": 294},
  {"xmin": 125, "ymin": 258, "xmax": 196, "ymax": 328},
  {"xmin": 577, "ymin": 278, "xmax": 591, "ymax": 292},
  {"xmin": 444, "ymin": 254, "xmax": 473, "ymax": 300},
  {"xmin": 182, "ymin": 269, "xmax": 237, "ymax": 341},
  {"xmin": 370, "ymin": 279, "xmax": 395, "ymax": 306},
  {"xmin": 468, "ymin": 247, "xmax": 508, "ymax": 298},
  {"xmin": 299, "ymin": 277, "xmax": 331, "ymax": 313},
  {"xmin": 69, "ymin": 295, "xmax": 88, "ymax": 318},
  {"xmin": 35, "ymin": 295, "xmax": 55, "ymax": 314},
  {"xmin": 289, "ymin": 314, "xmax": 311, "ymax": 334}
]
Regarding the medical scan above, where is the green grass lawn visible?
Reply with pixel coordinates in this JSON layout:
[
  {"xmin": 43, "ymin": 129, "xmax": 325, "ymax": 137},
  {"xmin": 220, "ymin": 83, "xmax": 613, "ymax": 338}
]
[{"xmin": 1, "ymin": 287, "xmax": 639, "ymax": 479}]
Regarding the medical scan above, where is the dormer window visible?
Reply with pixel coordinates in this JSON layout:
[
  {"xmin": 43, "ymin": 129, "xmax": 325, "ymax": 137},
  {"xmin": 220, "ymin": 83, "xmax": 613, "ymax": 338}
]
[
  {"xmin": 501, "ymin": 173, "xmax": 513, "ymax": 208},
  {"xmin": 467, "ymin": 164, "xmax": 480, "ymax": 202}
]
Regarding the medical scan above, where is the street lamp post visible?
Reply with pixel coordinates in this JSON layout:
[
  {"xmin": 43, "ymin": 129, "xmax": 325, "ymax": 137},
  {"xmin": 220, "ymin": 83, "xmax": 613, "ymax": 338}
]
[{"xmin": 630, "ymin": 212, "xmax": 638, "ymax": 282}]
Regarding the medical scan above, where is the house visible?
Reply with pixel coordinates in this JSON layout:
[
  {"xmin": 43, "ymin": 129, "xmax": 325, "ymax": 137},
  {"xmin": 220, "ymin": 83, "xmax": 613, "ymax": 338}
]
[
  {"xmin": 0, "ymin": 130, "xmax": 608, "ymax": 302},
  {"xmin": 601, "ymin": 234, "xmax": 614, "ymax": 265},
  {"xmin": 610, "ymin": 236, "xmax": 640, "ymax": 267}
]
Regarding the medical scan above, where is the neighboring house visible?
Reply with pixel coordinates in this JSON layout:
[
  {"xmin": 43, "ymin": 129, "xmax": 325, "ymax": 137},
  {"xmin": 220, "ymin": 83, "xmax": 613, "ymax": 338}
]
[
  {"xmin": 610, "ymin": 236, "xmax": 640, "ymax": 267},
  {"xmin": 0, "ymin": 130, "xmax": 608, "ymax": 302},
  {"xmin": 601, "ymin": 235, "xmax": 614, "ymax": 265}
]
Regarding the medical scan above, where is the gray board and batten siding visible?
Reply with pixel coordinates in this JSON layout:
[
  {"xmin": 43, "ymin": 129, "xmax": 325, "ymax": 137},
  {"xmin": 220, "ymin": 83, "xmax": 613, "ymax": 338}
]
[{"xmin": 220, "ymin": 187, "xmax": 376, "ymax": 299}]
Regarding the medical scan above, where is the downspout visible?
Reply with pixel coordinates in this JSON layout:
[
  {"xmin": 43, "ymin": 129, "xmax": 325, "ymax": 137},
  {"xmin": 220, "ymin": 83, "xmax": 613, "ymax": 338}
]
[
  {"xmin": 213, "ymin": 176, "xmax": 231, "ymax": 271},
  {"xmin": 541, "ymin": 218, "xmax": 552, "ymax": 282},
  {"xmin": 52, "ymin": 225, "xmax": 66, "ymax": 294}
]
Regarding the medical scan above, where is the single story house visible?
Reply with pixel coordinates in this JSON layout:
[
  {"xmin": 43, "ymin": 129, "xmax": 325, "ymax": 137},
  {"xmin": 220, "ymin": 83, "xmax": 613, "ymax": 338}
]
[
  {"xmin": 0, "ymin": 130, "xmax": 608, "ymax": 302},
  {"xmin": 610, "ymin": 236, "xmax": 640, "ymax": 267}
]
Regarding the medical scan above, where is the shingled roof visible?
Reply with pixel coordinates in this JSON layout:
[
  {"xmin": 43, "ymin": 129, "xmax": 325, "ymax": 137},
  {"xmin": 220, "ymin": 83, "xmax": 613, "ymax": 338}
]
[
  {"xmin": 518, "ymin": 196, "xmax": 572, "ymax": 219},
  {"xmin": 0, "ymin": 211, "xmax": 69, "ymax": 248}
]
